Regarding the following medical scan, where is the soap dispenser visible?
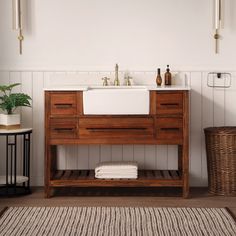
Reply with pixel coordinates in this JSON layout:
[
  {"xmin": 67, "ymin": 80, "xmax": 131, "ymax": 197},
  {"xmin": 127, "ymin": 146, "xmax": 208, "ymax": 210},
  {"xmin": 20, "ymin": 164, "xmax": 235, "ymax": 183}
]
[
  {"xmin": 164, "ymin": 65, "xmax": 172, "ymax": 85},
  {"xmin": 156, "ymin": 68, "xmax": 162, "ymax": 86}
]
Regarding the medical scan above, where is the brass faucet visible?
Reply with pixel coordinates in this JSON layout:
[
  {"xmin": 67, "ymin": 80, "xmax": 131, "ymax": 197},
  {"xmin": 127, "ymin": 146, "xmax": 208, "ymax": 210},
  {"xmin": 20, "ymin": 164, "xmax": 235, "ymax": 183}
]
[{"xmin": 114, "ymin": 64, "xmax": 120, "ymax": 86}]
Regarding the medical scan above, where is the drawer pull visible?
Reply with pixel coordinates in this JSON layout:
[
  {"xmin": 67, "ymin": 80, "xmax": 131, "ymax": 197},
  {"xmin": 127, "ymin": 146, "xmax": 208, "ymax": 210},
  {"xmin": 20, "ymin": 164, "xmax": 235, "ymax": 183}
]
[
  {"xmin": 160, "ymin": 103, "xmax": 179, "ymax": 106},
  {"xmin": 160, "ymin": 128, "xmax": 180, "ymax": 131},
  {"xmin": 54, "ymin": 104, "xmax": 73, "ymax": 108},
  {"xmin": 53, "ymin": 128, "xmax": 74, "ymax": 132},
  {"xmin": 86, "ymin": 128, "xmax": 147, "ymax": 132}
]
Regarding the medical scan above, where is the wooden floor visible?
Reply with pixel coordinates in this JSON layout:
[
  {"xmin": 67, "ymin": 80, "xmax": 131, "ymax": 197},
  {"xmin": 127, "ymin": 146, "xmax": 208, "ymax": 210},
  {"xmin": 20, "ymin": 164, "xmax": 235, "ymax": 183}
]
[{"xmin": 0, "ymin": 187, "xmax": 236, "ymax": 216}]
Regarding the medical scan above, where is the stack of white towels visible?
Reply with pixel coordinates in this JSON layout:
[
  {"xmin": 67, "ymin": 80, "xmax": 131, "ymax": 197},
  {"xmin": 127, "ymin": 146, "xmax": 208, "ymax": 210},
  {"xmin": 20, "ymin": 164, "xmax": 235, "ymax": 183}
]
[{"xmin": 95, "ymin": 161, "xmax": 138, "ymax": 179}]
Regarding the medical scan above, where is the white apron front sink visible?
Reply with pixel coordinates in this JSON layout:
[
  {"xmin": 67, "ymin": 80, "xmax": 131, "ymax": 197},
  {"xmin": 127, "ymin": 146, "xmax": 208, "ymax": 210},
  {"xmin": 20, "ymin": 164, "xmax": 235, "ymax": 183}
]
[{"xmin": 83, "ymin": 86, "xmax": 149, "ymax": 115}]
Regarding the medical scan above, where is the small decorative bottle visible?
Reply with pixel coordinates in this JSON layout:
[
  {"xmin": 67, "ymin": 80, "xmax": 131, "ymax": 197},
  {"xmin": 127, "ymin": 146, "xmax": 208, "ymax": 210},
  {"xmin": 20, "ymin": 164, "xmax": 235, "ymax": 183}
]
[
  {"xmin": 164, "ymin": 65, "xmax": 172, "ymax": 85},
  {"xmin": 156, "ymin": 68, "xmax": 162, "ymax": 86}
]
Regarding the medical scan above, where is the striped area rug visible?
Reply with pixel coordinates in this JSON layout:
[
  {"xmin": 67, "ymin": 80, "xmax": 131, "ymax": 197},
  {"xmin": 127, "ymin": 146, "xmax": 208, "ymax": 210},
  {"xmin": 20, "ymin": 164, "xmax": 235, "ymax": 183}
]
[{"xmin": 0, "ymin": 207, "xmax": 235, "ymax": 236}]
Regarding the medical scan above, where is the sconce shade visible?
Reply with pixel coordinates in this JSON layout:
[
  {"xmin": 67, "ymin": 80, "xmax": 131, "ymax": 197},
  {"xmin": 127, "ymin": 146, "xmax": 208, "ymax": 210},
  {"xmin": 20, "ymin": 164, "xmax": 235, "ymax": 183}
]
[
  {"xmin": 12, "ymin": 0, "xmax": 22, "ymax": 30},
  {"xmin": 215, "ymin": 0, "xmax": 221, "ymax": 30}
]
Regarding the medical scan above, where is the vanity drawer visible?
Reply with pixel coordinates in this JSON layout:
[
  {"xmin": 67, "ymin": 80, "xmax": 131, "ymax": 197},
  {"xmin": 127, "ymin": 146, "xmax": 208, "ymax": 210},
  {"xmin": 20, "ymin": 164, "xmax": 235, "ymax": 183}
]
[
  {"xmin": 156, "ymin": 92, "xmax": 183, "ymax": 115},
  {"xmin": 156, "ymin": 118, "xmax": 183, "ymax": 140},
  {"xmin": 49, "ymin": 118, "xmax": 78, "ymax": 139},
  {"xmin": 50, "ymin": 92, "xmax": 77, "ymax": 116},
  {"xmin": 79, "ymin": 117, "xmax": 154, "ymax": 139}
]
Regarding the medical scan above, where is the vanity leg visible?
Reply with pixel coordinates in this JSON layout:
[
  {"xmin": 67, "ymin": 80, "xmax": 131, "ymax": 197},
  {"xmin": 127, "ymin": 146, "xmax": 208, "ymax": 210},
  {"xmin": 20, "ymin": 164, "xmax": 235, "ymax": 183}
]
[
  {"xmin": 179, "ymin": 144, "xmax": 189, "ymax": 198},
  {"xmin": 182, "ymin": 167, "xmax": 189, "ymax": 198},
  {"xmin": 45, "ymin": 145, "xmax": 57, "ymax": 198},
  {"xmin": 45, "ymin": 187, "xmax": 51, "ymax": 198},
  {"xmin": 45, "ymin": 146, "xmax": 49, "ymax": 198},
  {"xmin": 178, "ymin": 145, "xmax": 189, "ymax": 198},
  {"xmin": 182, "ymin": 91, "xmax": 189, "ymax": 198}
]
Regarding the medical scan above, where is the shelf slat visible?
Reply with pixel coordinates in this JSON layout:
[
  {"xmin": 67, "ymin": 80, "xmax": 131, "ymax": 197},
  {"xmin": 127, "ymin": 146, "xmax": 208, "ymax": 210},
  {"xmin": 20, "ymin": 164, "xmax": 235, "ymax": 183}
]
[{"xmin": 51, "ymin": 170, "xmax": 182, "ymax": 187}]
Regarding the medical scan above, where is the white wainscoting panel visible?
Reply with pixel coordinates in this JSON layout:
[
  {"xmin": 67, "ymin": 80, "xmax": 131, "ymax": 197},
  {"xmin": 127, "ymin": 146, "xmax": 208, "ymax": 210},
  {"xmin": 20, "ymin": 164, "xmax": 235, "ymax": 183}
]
[{"xmin": 0, "ymin": 70, "xmax": 235, "ymax": 186}]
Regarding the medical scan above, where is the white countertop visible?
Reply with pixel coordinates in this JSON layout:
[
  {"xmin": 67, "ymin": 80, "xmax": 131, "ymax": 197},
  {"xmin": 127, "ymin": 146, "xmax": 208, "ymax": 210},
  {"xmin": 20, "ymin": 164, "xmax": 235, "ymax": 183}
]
[
  {"xmin": 44, "ymin": 85, "xmax": 190, "ymax": 91},
  {"xmin": 44, "ymin": 86, "xmax": 88, "ymax": 91},
  {"xmin": 147, "ymin": 85, "xmax": 190, "ymax": 90}
]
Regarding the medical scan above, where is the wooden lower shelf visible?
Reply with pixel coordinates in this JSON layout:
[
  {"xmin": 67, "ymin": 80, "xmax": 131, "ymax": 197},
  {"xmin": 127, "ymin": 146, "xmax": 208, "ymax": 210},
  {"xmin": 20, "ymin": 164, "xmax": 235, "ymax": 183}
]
[{"xmin": 50, "ymin": 170, "xmax": 183, "ymax": 187}]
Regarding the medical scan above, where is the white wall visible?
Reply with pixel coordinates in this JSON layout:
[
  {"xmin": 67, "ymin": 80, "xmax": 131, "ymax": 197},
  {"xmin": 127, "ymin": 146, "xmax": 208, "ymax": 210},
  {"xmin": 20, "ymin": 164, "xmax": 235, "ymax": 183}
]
[
  {"xmin": 0, "ymin": 1, "xmax": 236, "ymax": 186},
  {"xmin": 1, "ymin": 0, "xmax": 236, "ymax": 70}
]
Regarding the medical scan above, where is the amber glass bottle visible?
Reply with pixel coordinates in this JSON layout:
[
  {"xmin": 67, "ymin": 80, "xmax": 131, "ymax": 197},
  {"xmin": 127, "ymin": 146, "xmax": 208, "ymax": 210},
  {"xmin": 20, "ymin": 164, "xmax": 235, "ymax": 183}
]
[
  {"xmin": 156, "ymin": 68, "xmax": 162, "ymax": 86},
  {"xmin": 164, "ymin": 65, "xmax": 172, "ymax": 85}
]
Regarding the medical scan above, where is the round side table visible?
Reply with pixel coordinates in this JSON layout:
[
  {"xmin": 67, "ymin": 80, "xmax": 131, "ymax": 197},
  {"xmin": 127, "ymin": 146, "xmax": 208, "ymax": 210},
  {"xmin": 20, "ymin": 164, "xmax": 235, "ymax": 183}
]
[{"xmin": 0, "ymin": 128, "xmax": 32, "ymax": 196}]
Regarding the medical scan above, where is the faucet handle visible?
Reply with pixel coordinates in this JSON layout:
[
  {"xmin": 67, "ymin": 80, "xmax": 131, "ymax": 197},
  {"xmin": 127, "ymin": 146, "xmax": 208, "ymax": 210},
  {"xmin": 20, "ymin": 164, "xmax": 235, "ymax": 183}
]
[
  {"xmin": 125, "ymin": 76, "xmax": 133, "ymax": 86},
  {"xmin": 102, "ymin": 77, "xmax": 110, "ymax": 86}
]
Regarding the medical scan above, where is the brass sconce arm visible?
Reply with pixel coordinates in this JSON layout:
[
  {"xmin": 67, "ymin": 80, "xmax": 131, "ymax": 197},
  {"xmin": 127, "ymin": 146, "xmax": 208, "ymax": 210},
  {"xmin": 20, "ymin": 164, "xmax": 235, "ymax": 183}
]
[
  {"xmin": 214, "ymin": 0, "xmax": 222, "ymax": 54},
  {"xmin": 12, "ymin": 0, "xmax": 24, "ymax": 54}
]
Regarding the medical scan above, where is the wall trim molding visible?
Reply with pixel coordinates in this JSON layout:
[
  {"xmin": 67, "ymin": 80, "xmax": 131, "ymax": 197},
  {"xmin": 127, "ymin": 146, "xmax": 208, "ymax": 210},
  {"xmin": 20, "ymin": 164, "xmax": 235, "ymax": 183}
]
[{"xmin": 0, "ymin": 67, "xmax": 236, "ymax": 73}]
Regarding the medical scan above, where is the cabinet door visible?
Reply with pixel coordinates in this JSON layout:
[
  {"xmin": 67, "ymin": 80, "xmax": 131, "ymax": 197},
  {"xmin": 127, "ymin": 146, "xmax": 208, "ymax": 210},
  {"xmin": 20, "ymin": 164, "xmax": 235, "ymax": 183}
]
[
  {"xmin": 156, "ymin": 117, "xmax": 183, "ymax": 140},
  {"xmin": 50, "ymin": 118, "xmax": 78, "ymax": 139},
  {"xmin": 50, "ymin": 92, "xmax": 77, "ymax": 116},
  {"xmin": 156, "ymin": 92, "xmax": 183, "ymax": 115},
  {"xmin": 79, "ymin": 117, "xmax": 154, "ymax": 139}
]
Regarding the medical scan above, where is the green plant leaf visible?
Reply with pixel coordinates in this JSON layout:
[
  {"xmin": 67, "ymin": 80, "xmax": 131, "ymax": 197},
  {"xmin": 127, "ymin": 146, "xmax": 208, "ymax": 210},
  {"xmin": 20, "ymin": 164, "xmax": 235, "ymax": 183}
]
[
  {"xmin": 0, "ymin": 83, "xmax": 32, "ymax": 114},
  {"xmin": 0, "ymin": 83, "xmax": 21, "ymax": 93},
  {"xmin": 0, "ymin": 94, "xmax": 15, "ymax": 114}
]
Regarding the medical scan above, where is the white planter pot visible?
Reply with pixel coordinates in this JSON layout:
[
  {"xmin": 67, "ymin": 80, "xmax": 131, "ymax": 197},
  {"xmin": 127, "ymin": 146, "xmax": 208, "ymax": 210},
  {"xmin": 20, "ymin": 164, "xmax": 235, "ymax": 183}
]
[{"xmin": 0, "ymin": 114, "xmax": 21, "ymax": 129}]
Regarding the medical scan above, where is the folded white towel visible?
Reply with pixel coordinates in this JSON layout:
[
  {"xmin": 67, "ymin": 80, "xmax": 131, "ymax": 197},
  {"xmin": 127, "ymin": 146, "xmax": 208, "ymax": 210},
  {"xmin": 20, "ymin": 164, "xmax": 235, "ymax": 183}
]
[
  {"xmin": 95, "ymin": 161, "xmax": 138, "ymax": 172},
  {"xmin": 96, "ymin": 170, "xmax": 137, "ymax": 175},
  {"xmin": 95, "ymin": 174, "xmax": 137, "ymax": 179},
  {"xmin": 95, "ymin": 161, "xmax": 138, "ymax": 179}
]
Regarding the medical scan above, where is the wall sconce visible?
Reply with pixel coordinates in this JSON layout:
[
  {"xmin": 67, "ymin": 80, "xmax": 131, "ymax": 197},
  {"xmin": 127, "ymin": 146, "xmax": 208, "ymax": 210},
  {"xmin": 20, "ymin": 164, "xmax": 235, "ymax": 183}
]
[
  {"xmin": 12, "ymin": 0, "xmax": 24, "ymax": 54},
  {"xmin": 214, "ymin": 0, "xmax": 222, "ymax": 54}
]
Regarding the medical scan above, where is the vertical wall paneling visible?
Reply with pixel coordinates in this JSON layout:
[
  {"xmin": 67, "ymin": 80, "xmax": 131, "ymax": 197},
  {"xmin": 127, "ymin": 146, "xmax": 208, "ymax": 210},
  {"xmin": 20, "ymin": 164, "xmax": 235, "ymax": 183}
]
[
  {"xmin": 167, "ymin": 146, "xmax": 178, "ymax": 170},
  {"xmin": 111, "ymin": 145, "xmax": 123, "ymax": 161},
  {"xmin": 1, "ymin": 69, "xmax": 236, "ymax": 186},
  {"xmin": 189, "ymin": 72, "xmax": 203, "ymax": 186},
  {"xmin": 133, "ymin": 145, "xmax": 145, "ymax": 169},
  {"xmin": 156, "ymin": 145, "xmax": 168, "ymax": 170},
  {"xmin": 88, "ymin": 145, "xmax": 100, "ymax": 169},
  {"xmin": 201, "ymin": 72, "xmax": 214, "ymax": 185},
  {"xmin": 100, "ymin": 145, "xmax": 112, "ymax": 163},
  {"xmin": 57, "ymin": 145, "xmax": 66, "ymax": 170},
  {"xmin": 213, "ymin": 87, "xmax": 225, "ymax": 127},
  {"xmin": 21, "ymin": 72, "xmax": 33, "ymax": 128},
  {"xmin": 66, "ymin": 146, "xmax": 78, "ymax": 170},
  {"xmin": 225, "ymin": 72, "xmax": 236, "ymax": 126},
  {"xmin": 0, "ymin": 71, "xmax": 10, "ymax": 84},
  {"xmin": 32, "ymin": 72, "xmax": 44, "ymax": 186},
  {"xmin": 0, "ymin": 72, "xmax": 9, "ymax": 175},
  {"xmin": 43, "ymin": 72, "xmax": 54, "ymax": 90},
  {"xmin": 77, "ymin": 145, "xmax": 89, "ymax": 169},
  {"xmin": 144, "ymin": 145, "xmax": 156, "ymax": 169},
  {"xmin": 122, "ymin": 145, "xmax": 134, "ymax": 161}
]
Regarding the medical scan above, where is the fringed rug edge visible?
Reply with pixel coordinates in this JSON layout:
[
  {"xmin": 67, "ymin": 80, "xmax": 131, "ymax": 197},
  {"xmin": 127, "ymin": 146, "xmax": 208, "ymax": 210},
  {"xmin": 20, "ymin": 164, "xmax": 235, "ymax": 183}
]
[
  {"xmin": 0, "ymin": 207, "xmax": 8, "ymax": 219},
  {"xmin": 225, "ymin": 207, "xmax": 236, "ymax": 223}
]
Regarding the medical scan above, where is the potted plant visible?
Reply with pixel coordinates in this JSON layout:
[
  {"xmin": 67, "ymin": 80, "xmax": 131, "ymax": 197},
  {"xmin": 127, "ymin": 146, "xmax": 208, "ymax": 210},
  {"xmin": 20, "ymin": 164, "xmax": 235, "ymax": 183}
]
[{"xmin": 0, "ymin": 83, "xmax": 32, "ymax": 129}]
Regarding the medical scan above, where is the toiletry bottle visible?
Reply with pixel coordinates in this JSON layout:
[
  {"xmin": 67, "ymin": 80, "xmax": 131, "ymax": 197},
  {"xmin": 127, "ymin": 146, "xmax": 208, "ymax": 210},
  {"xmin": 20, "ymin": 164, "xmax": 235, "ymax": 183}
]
[
  {"xmin": 156, "ymin": 68, "xmax": 162, "ymax": 86},
  {"xmin": 164, "ymin": 65, "xmax": 172, "ymax": 85}
]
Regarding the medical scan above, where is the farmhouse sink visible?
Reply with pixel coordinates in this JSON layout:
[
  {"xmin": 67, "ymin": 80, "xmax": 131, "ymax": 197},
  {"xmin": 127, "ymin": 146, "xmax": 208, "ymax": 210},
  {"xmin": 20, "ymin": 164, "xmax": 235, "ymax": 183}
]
[{"xmin": 83, "ymin": 86, "xmax": 149, "ymax": 115}]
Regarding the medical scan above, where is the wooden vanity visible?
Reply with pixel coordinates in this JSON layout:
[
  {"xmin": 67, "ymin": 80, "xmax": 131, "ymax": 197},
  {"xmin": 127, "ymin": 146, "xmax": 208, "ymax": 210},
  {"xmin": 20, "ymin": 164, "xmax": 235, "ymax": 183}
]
[{"xmin": 45, "ymin": 88, "xmax": 189, "ymax": 198}]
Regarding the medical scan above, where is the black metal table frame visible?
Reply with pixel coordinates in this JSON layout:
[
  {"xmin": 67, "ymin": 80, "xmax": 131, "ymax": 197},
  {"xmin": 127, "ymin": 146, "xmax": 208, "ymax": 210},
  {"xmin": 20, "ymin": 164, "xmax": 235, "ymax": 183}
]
[{"xmin": 0, "ymin": 129, "xmax": 32, "ymax": 196}]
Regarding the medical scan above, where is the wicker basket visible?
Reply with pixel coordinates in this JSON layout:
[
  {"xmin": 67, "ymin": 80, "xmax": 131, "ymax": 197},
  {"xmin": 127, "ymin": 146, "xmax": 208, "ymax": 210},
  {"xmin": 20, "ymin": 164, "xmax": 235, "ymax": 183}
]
[{"xmin": 204, "ymin": 127, "xmax": 236, "ymax": 196}]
